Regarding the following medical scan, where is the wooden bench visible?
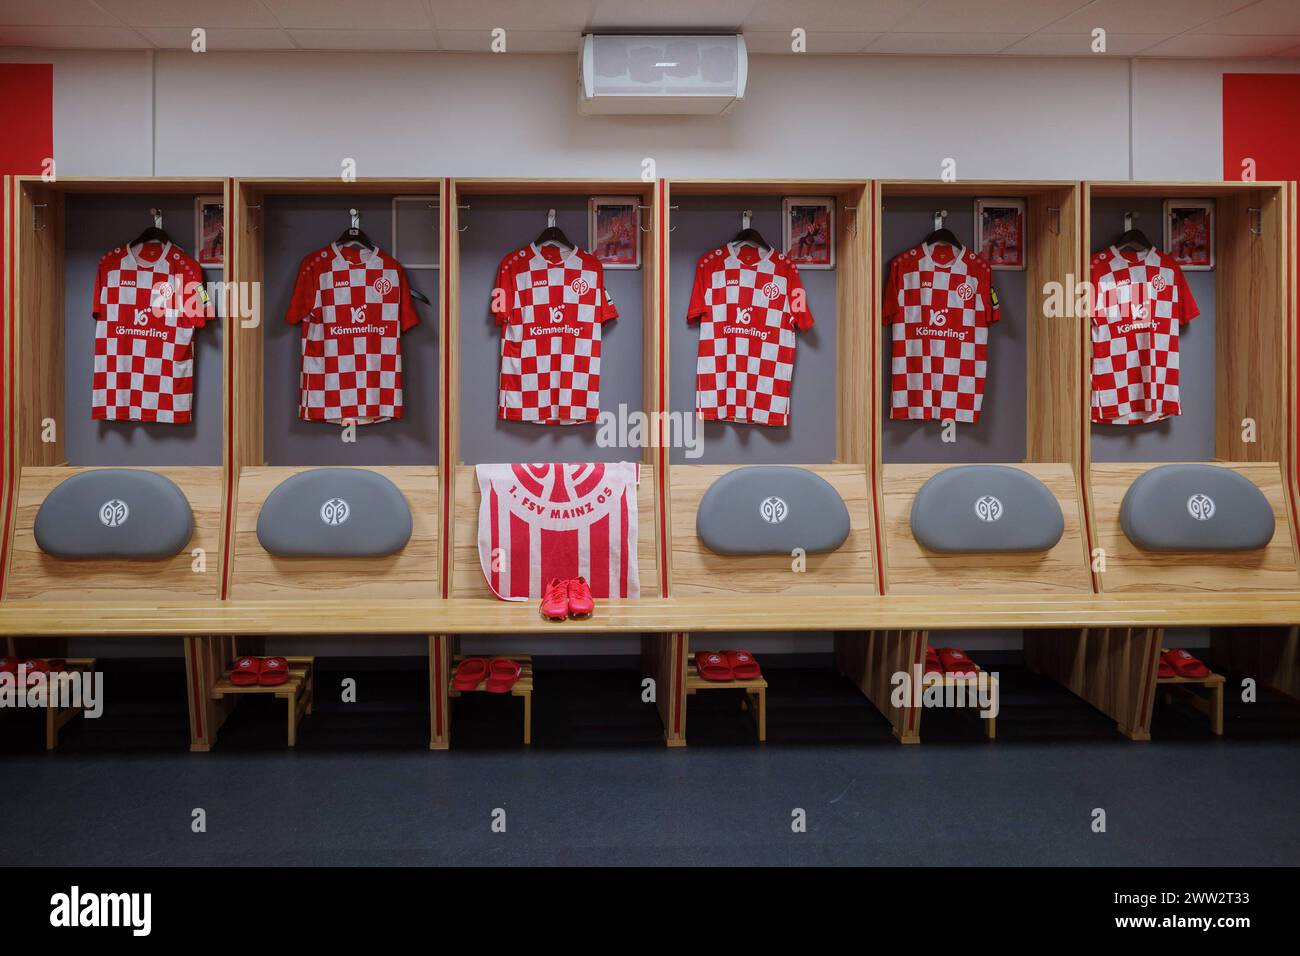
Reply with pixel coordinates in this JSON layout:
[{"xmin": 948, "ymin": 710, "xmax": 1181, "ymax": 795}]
[
  {"xmin": 932, "ymin": 671, "xmax": 1000, "ymax": 740},
  {"xmin": 1157, "ymin": 671, "xmax": 1226, "ymax": 735},
  {"xmin": 448, "ymin": 655, "xmax": 534, "ymax": 746},
  {"xmin": 210, "ymin": 656, "xmax": 315, "ymax": 747},
  {"xmin": 5, "ymin": 658, "xmax": 100, "ymax": 750},
  {"xmin": 686, "ymin": 658, "xmax": 768, "ymax": 742}
]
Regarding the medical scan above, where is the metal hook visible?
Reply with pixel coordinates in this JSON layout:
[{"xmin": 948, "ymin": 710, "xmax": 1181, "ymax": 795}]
[
  {"xmin": 246, "ymin": 204, "xmax": 262, "ymax": 232},
  {"xmin": 1123, "ymin": 211, "xmax": 1138, "ymax": 232},
  {"xmin": 933, "ymin": 209, "xmax": 947, "ymax": 231},
  {"xmin": 457, "ymin": 202, "xmax": 470, "ymax": 233},
  {"xmin": 1248, "ymin": 207, "xmax": 1262, "ymax": 236},
  {"xmin": 1047, "ymin": 206, "xmax": 1061, "ymax": 236},
  {"xmin": 349, "ymin": 208, "xmax": 360, "ymax": 230},
  {"xmin": 547, "ymin": 208, "xmax": 557, "ymax": 228},
  {"xmin": 742, "ymin": 209, "xmax": 752, "ymax": 230},
  {"xmin": 31, "ymin": 202, "xmax": 47, "ymax": 232},
  {"xmin": 669, "ymin": 204, "xmax": 679, "ymax": 233},
  {"xmin": 842, "ymin": 206, "xmax": 858, "ymax": 237},
  {"xmin": 150, "ymin": 207, "xmax": 163, "ymax": 229}
]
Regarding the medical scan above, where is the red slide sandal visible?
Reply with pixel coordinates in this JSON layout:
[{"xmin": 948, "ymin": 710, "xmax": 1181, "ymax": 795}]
[
  {"xmin": 0, "ymin": 658, "xmax": 17, "ymax": 676},
  {"xmin": 1157, "ymin": 652, "xmax": 1176, "ymax": 679},
  {"xmin": 695, "ymin": 651, "xmax": 733, "ymax": 682},
  {"xmin": 259, "ymin": 656, "xmax": 290, "ymax": 686},
  {"xmin": 453, "ymin": 657, "xmax": 489, "ymax": 691},
  {"xmin": 21, "ymin": 659, "xmax": 49, "ymax": 686},
  {"xmin": 486, "ymin": 658, "xmax": 522, "ymax": 694},
  {"xmin": 938, "ymin": 647, "xmax": 980, "ymax": 676},
  {"xmin": 724, "ymin": 650, "xmax": 760, "ymax": 680},
  {"xmin": 1163, "ymin": 648, "xmax": 1210, "ymax": 678},
  {"xmin": 229, "ymin": 657, "xmax": 263, "ymax": 686},
  {"xmin": 925, "ymin": 646, "xmax": 943, "ymax": 676}
]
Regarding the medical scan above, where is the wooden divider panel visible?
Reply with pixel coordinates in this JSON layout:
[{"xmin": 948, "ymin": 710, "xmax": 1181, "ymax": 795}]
[
  {"xmin": 228, "ymin": 465, "xmax": 438, "ymax": 600},
  {"xmin": 669, "ymin": 463, "xmax": 875, "ymax": 597},
  {"xmin": 1090, "ymin": 462, "xmax": 1299, "ymax": 592},
  {"xmin": 4, "ymin": 466, "xmax": 223, "ymax": 601},
  {"xmin": 881, "ymin": 462, "xmax": 1091, "ymax": 594}
]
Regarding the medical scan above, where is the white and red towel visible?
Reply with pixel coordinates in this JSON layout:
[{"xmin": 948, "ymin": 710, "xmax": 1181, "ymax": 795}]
[{"xmin": 476, "ymin": 462, "xmax": 640, "ymax": 601}]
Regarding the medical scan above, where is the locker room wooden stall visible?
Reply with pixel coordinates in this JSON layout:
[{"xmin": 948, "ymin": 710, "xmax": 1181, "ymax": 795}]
[
  {"xmin": 1, "ymin": 176, "xmax": 229, "ymax": 606},
  {"xmin": 660, "ymin": 179, "xmax": 878, "ymax": 743},
  {"xmin": 435, "ymin": 177, "xmax": 666, "ymax": 747},
  {"xmin": 1040, "ymin": 179, "xmax": 1300, "ymax": 741}
]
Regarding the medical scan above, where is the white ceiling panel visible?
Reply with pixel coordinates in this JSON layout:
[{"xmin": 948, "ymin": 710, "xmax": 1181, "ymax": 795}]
[
  {"xmin": 1000, "ymin": 32, "xmax": 1165, "ymax": 56},
  {"xmin": 1141, "ymin": 33, "xmax": 1300, "ymax": 57},
  {"xmin": 1190, "ymin": 0, "xmax": 1300, "ymax": 36},
  {"xmin": 889, "ymin": 0, "xmax": 1090, "ymax": 35},
  {"xmin": 0, "ymin": 0, "xmax": 119, "ymax": 26},
  {"xmin": 743, "ymin": 30, "xmax": 878, "ymax": 53},
  {"xmin": 867, "ymin": 31, "xmax": 1026, "ymax": 54},
  {"xmin": 1047, "ymin": 0, "xmax": 1256, "ymax": 36},
  {"xmin": 136, "ymin": 26, "xmax": 295, "ymax": 49},
  {"xmin": 744, "ymin": 0, "xmax": 916, "ymax": 33},
  {"xmin": 0, "ymin": 24, "xmax": 148, "ymax": 47},
  {"xmin": 288, "ymin": 28, "xmax": 439, "ymax": 50},
  {"xmin": 431, "ymin": 0, "xmax": 593, "ymax": 32},
  {"xmin": 436, "ymin": 29, "xmax": 583, "ymax": 53},
  {"xmin": 95, "ymin": 0, "xmax": 278, "ymax": 29},
  {"xmin": 261, "ymin": 0, "xmax": 433, "ymax": 31},
  {"xmin": 588, "ymin": 0, "xmax": 758, "ymax": 31}
]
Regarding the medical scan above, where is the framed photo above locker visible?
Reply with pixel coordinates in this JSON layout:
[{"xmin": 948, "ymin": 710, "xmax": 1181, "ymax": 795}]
[
  {"xmin": 974, "ymin": 198, "xmax": 1026, "ymax": 271},
  {"xmin": 195, "ymin": 194, "xmax": 225, "ymax": 268},
  {"xmin": 782, "ymin": 196, "xmax": 835, "ymax": 269},
  {"xmin": 588, "ymin": 195, "xmax": 641, "ymax": 268},
  {"xmin": 1162, "ymin": 198, "xmax": 1214, "ymax": 270}
]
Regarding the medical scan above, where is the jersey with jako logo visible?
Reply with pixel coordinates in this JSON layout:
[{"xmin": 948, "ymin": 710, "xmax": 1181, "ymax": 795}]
[
  {"xmin": 287, "ymin": 243, "xmax": 419, "ymax": 425},
  {"xmin": 1090, "ymin": 246, "xmax": 1198, "ymax": 424},
  {"xmin": 687, "ymin": 243, "xmax": 813, "ymax": 427},
  {"xmin": 883, "ymin": 243, "xmax": 1001, "ymax": 423},
  {"xmin": 92, "ymin": 241, "xmax": 207, "ymax": 423},
  {"xmin": 493, "ymin": 243, "xmax": 617, "ymax": 424}
]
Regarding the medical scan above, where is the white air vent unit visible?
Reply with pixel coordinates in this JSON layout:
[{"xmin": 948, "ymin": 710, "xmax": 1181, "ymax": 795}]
[{"xmin": 579, "ymin": 34, "xmax": 747, "ymax": 115}]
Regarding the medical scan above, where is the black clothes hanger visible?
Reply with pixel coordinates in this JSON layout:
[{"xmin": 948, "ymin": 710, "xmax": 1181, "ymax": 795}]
[
  {"xmin": 335, "ymin": 208, "xmax": 377, "ymax": 250},
  {"xmin": 1113, "ymin": 211, "xmax": 1153, "ymax": 251},
  {"xmin": 731, "ymin": 210, "xmax": 772, "ymax": 250},
  {"xmin": 534, "ymin": 208, "xmax": 576, "ymax": 251},
  {"xmin": 923, "ymin": 210, "xmax": 962, "ymax": 248},
  {"xmin": 129, "ymin": 208, "xmax": 175, "ymax": 249}
]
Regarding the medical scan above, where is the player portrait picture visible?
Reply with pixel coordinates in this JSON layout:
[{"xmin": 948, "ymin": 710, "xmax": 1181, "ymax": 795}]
[
  {"xmin": 782, "ymin": 197, "xmax": 834, "ymax": 269},
  {"xmin": 195, "ymin": 196, "xmax": 224, "ymax": 268},
  {"xmin": 588, "ymin": 197, "xmax": 641, "ymax": 269},
  {"xmin": 974, "ymin": 199, "xmax": 1025, "ymax": 271},
  {"xmin": 1163, "ymin": 200, "xmax": 1214, "ymax": 271}
]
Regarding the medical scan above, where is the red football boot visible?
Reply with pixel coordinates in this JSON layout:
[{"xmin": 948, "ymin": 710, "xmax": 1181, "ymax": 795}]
[
  {"xmin": 568, "ymin": 577, "xmax": 595, "ymax": 619},
  {"xmin": 540, "ymin": 578, "xmax": 570, "ymax": 622}
]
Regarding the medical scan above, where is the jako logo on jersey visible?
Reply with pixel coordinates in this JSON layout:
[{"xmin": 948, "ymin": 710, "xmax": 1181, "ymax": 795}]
[
  {"xmin": 974, "ymin": 495, "xmax": 1003, "ymax": 522},
  {"xmin": 373, "ymin": 276, "xmax": 393, "ymax": 295},
  {"xmin": 762, "ymin": 281, "xmax": 780, "ymax": 298},
  {"xmin": 570, "ymin": 277, "xmax": 590, "ymax": 295},
  {"xmin": 99, "ymin": 499, "xmax": 129, "ymax": 528},
  {"xmin": 550, "ymin": 306, "xmax": 565, "ymax": 324},
  {"xmin": 119, "ymin": 279, "xmax": 137, "ymax": 287},
  {"xmin": 1187, "ymin": 493, "xmax": 1215, "ymax": 521},
  {"xmin": 351, "ymin": 306, "xmax": 367, "ymax": 323},
  {"xmin": 320, "ymin": 497, "xmax": 350, "ymax": 526},
  {"xmin": 726, "ymin": 278, "xmax": 740, "ymax": 286},
  {"xmin": 956, "ymin": 283, "xmax": 975, "ymax": 301},
  {"xmin": 736, "ymin": 308, "xmax": 752, "ymax": 325},
  {"xmin": 759, "ymin": 496, "xmax": 788, "ymax": 524}
]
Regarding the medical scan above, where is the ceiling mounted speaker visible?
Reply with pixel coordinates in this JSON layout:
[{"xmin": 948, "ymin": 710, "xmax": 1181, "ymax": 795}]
[{"xmin": 579, "ymin": 35, "xmax": 747, "ymax": 115}]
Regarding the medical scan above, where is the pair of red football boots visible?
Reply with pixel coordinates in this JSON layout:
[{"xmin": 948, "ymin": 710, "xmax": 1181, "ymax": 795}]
[{"xmin": 540, "ymin": 577, "xmax": 595, "ymax": 622}]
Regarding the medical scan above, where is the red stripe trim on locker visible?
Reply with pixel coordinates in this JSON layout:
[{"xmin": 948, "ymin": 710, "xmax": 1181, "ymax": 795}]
[
  {"xmin": 220, "ymin": 177, "xmax": 236, "ymax": 600},
  {"xmin": 441, "ymin": 178, "xmax": 453, "ymax": 598}
]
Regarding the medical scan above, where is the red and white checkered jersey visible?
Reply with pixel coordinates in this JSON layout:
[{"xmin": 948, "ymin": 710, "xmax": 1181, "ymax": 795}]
[
  {"xmin": 493, "ymin": 243, "xmax": 618, "ymax": 425},
  {"xmin": 92, "ymin": 241, "xmax": 207, "ymax": 423},
  {"xmin": 287, "ymin": 243, "xmax": 419, "ymax": 425},
  {"xmin": 687, "ymin": 243, "xmax": 813, "ymax": 427},
  {"xmin": 883, "ymin": 243, "xmax": 1001, "ymax": 424},
  {"xmin": 1090, "ymin": 246, "xmax": 1199, "ymax": 425}
]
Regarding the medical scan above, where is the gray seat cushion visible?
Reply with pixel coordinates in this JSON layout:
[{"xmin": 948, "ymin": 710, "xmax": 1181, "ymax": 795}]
[
  {"xmin": 1120, "ymin": 463, "xmax": 1274, "ymax": 552},
  {"xmin": 34, "ymin": 469, "xmax": 194, "ymax": 560},
  {"xmin": 696, "ymin": 466, "xmax": 850, "ymax": 555},
  {"xmin": 910, "ymin": 465, "xmax": 1065, "ymax": 553},
  {"xmin": 256, "ymin": 468, "xmax": 412, "ymax": 557}
]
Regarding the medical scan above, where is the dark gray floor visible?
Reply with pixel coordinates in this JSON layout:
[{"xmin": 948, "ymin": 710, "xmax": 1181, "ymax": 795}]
[{"xmin": 2, "ymin": 658, "xmax": 1299, "ymax": 866}]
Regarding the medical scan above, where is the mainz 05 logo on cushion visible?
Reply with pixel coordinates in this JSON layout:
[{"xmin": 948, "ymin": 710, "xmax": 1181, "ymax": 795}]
[
  {"xmin": 759, "ymin": 496, "xmax": 788, "ymax": 524},
  {"xmin": 320, "ymin": 497, "xmax": 350, "ymax": 526},
  {"xmin": 973, "ymin": 494, "xmax": 1003, "ymax": 522},
  {"xmin": 1186, "ymin": 493, "xmax": 1215, "ymax": 521},
  {"xmin": 98, "ymin": 498, "xmax": 130, "ymax": 528}
]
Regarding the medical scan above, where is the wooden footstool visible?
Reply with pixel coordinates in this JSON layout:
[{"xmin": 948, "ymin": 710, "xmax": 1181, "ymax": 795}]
[
  {"xmin": 448, "ymin": 655, "xmax": 534, "ymax": 746},
  {"xmin": 210, "ymin": 656, "xmax": 315, "ymax": 746},
  {"xmin": 1157, "ymin": 671, "xmax": 1226, "ymax": 735},
  {"xmin": 934, "ymin": 671, "xmax": 1000, "ymax": 740},
  {"xmin": 37, "ymin": 658, "xmax": 98, "ymax": 751},
  {"xmin": 686, "ymin": 658, "xmax": 768, "ymax": 742}
]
